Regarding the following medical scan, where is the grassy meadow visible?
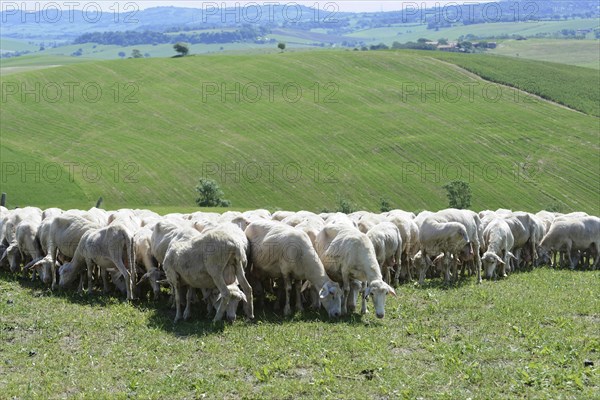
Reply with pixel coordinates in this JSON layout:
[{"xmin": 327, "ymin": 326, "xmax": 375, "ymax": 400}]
[
  {"xmin": 1, "ymin": 267, "xmax": 598, "ymax": 398},
  {"xmin": 1, "ymin": 51, "xmax": 598, "ymax": 214}
]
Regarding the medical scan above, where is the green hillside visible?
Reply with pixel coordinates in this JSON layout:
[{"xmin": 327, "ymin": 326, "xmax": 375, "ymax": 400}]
[{"xmin": 0, "ymin": 51, "xmax": 598, "ymax": 213}]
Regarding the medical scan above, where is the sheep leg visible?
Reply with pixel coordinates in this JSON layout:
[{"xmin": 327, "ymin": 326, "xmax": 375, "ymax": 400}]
[
  {"xmin": 210, "ymin": 273, "xmax": 232, "ymax": 322},
  {"xmin": 183, "ymin": 287, "xmax": 193, "ymax": 321},
  {"xmin": 294, "ymin": 281, "xmax": 304, "ymax": 313},
  {"xmin": 113, "ymin": 258, "xmax": 132, "ymax": 300},
  {"xmin": 101, "ymin": 267, "xmax": 110, "ymax": 294},
  {"xmin": 87, "ymin": 259, "xmax": 95, "ymax": 296},
  {"xmin": 360, "ymin": 282, "xmax": 367, "ymax": 315},
  {"xmin": 173, "ymin": 282, "xmax": 182, "ymax": 323},
  {"xmin": 234, "ymin": 259, "xmax": 254, "ymax": 319},
  {"xmin": 50, "ymin": 249, "xmax": 58, "ymax": 291},
  {"xmin": 418, "ymin": 257, "xmax": 429, "ymax": 286},
  {"xmin": 591, "ymin": 245, "xmax": 599, "ymax": 270},
  {"xmin": 77, "ymin": 270, "xmax": 85, "ymax": 294},
  {"xmin": 566, "ymin": 242, "xmax": 576, "ymax": 270},
  {"xmin": 341, "ymin": 274, "xmax": 351, "ymax": 315},
  {"xmin": 283, "ymin": 276, "xmax": 293, "ymax": 317}
]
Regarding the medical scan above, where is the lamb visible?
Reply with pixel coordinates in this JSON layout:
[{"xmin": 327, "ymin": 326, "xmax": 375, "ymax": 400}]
[
  {"xmin": 163, "ymin": 226, "xmax": 253, "ymax": 322},
  {"xmin": 366, "ymin": 222, "xmax": 402, "ymax": 284},
  {"xmin": 245, "ymin": 220, "xmax": 341, "ymax": 318},
  {"xmin": 538, "ymin": 216, "xmax": 600, "ymax": 270},
  {"xmin": 315, "ymin": 224, "xmax": 395, "ymax": 318},
  {"xmin": 58, "ymin": 223, "xmax": 137, "ymax": 300},
  {"xmin": 28, "ymin": 214, "xmax": 102, "ymax": 289},
  {"xmin": 481, "ymin": 218, "xmax": 515, "ymax": 279}
]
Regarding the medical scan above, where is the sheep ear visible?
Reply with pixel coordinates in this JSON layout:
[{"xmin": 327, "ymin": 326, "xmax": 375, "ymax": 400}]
[
  {"xmin": 432, "ymin": 253, "xmax": 445, "ymax": 264},
  {"xmin": 386, "ymin": 284, "xmax": 396, "ymax": 297},
  {"xmin": 24, "ymin": 257, "xmax": 42, "ymax": 270},
  {"xmin": 137, "ymin": 272, "xmax": 150, "ymax": 286},
  {"xmin": 495, "ymin": 254, "xmax": 505, "ymax": 265},
  {"xmin": 363, "ymin": 286, "xmax": 371, "ymax": 299},
  {"xmin": 318, "ymin": 286, "xmax": 328, "ymax": 299},
  {"xmin": 0, "ymin": 249, "xmax": 7, "ymax": 263},
  {"xmin": 508, "ymin": 252, "xmax": 517, "ymax": 260},
  {"xmin": 301, "ymin": 280, "xmax": 311, "ymax": 293}
]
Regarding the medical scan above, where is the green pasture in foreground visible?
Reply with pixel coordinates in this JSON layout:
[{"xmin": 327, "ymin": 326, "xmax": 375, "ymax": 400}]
[{"xmin": 1, "ymin": 267, "xmax": 598, "ymax": 398}]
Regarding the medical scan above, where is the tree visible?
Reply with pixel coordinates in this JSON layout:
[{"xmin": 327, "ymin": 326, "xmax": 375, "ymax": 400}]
[
  {"xmin": 277, "ymin": 42, "xmax": 286, "ymax": 52},
  {"xmin": 118, "ymin": 51, "xmax": 126, "ymax": 58},
  {"xmin": 131, "ymin": 49, "xmax": 143, "ymax": 58},
  {"xmin": 173, "ymin": 42, "xmax": 189, "ymax": 56},
  {"xmin": 195, "ymin": 178, "xmax": 230, "ymax": 207},
  {"xmin": 438, "ymin": 38, "xmax": 448, "ymax": 45},
  {"xmin": 442, "ymin": 180, "xmax": 472, "ymax": 209},
  {"xmin": 380, "ymin": 198, "xmax": 392, "ymax": 213},
  {"xmin": 335, "ymin": 198, "xmax": 356, "ymax": 214}
]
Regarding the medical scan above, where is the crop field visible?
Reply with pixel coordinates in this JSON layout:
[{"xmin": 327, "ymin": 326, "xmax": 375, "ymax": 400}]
[
  {"xmin": 347, "ymin": 19, "xmax": 600, "ymax": 45},
  {"xmin": 1, "ymin": 266, "xmax": 598, "ymax": 398},
  {"xmin": 428, "ymin": 51, "xmax": 600, "ymax": 116},
  {"xmin": 1, "ymin": 51, "xmax": 598, "ymax": 214},
  {"xmin": 489, "ymin": 39, "xmax": 600, "ymax": 69}
]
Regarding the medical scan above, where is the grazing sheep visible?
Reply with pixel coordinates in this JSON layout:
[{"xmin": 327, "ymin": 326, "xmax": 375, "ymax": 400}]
[
  {"xmin": 386, "ymin": 213, "xmax": 419, "ymax": 283},
  {"xmin": 316, "ymin": 225, "xmax": 395, "ymax": 318},
  {"xmin": 163, "ymin": 226, "xmax": 253, "ymax": 322},
  {"xmin": 366, "ymin": 221, "xmax": 402, "ymax": 284},
  {"xmin": 502, "ymin": 212, "xmax": 543, "ymax": 269},
  {"xmin": 538, "ymin": 216, "xmax": 600, "ymax": 270},
  {"xmin": 245, "ymin": 220, "xmax": 341, "ymax": 318},
  {"xmin": 481, "ymin": 218, "xmax": 515, "ymax": 279},
  {"xmin": 133, "ymin": 226, "xmax": 162, "ymax": 300},
  {"xmin": 59, "ymin": 223, "xmax": 137, "ymax": 300},
  {"xmin": 28, "ymin": 214, "xmax": 102, "ymax": 289},
  {"xmin": 416, "ymin": 212, "xmax": 471, "ymax": 284},
  {"xmin": 150, "ymin": 219, "xmax": 200, "ymax": 266}
]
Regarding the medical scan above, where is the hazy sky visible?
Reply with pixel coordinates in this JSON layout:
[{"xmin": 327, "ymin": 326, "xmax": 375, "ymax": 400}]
[{"xmin": 9, "ymin": 1, "xmax": 494, "ymax": 13}]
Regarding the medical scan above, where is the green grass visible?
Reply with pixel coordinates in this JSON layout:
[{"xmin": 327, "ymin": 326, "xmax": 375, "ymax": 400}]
[
  {"xmin": 428, "ymin": 51, "xmax": 600, "ymax": 116},
  {"xmin": 0, "ymin": 51, "xmax": 598, "ymax": 213},
  {"xmin": 489, "ymin": 39, "xmax": 600, "ymax": 69},
  {"xmin": 1, "ymin": 267, "xmax": 598, "ymax": 398}
]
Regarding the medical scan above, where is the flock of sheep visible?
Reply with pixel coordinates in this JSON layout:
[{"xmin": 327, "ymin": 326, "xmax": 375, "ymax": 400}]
[{"xmin": 1, "ymin": 205, "xmax": 598, "ymax": 322}]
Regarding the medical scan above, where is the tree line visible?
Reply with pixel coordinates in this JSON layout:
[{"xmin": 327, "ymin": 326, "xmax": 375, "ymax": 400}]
[{"xmin": 73, "ymin": 26, "xmax": 269, "ymax": 46}]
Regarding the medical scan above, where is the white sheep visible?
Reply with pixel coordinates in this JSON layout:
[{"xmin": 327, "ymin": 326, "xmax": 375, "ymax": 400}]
[
  {"xmin": 59, "ymin": 223, "xmax": 137, "ymax": 300},
  {"xmin": 538, "ymin": 216, "xmax": 600, "ymax": 270},
  {"xmin": 316, "ymin": 224, "xmax": 395, "ymax": 318},
  {"xmin": 481, "ymin": 218, "xmax": 515, "ymax": 279},
  {"xmin": 245, "ymin": 220, "xmax": 341, "ymax": 318},
  {"xmin": 163, "ymin": 226, "xmax": 253, "ymax": 322},
  {"xmin": 366, "ymin": 221, "xmax": 402, "ymax": 284}
]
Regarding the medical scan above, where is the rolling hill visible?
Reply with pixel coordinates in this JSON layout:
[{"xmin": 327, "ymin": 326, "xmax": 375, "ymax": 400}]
[{"xmin": 0, "ymin": 51, "xmax": 598, "ymax": 213}]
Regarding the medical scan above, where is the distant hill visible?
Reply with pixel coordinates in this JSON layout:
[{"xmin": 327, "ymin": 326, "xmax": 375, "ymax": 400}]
[{"xmin": 0, "ymin": 51, "xmax": 597, "ymax": 213}]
